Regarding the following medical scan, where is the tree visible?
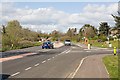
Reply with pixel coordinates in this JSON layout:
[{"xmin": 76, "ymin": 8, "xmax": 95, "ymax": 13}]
[
  {"xmin": 79, "ymin": 24, "xmax": 97, "ymax": 38},
  {"xmin": 67, "ymin": 28, "xmax": 72, "ymax": 37},
  {"xmin": 2, "ymin": 25, "xmax": 6, "ymax": 34},
  {"xmin": 99, "ymin": 22, "xmax": 110, "ymax": 37},
  {"xmin": 67, "ymin": 28, "xmax": 77, "ymax": 37},
  {"xmin": 112, "ymin": 14, "xmax": 120, "ymax": 28},
  {"xmin": 111, "ymin": 14, "xmax": 120, "ymax": 38},
  {"xmin": 51, "ymin": 30, "xmax": 61, "ymax": 41}
]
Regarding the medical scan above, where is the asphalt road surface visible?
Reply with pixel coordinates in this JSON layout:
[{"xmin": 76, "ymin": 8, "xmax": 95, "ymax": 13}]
[{"xmin": 1, "ymin": 44, "xmax": 113, "ymax": 79}]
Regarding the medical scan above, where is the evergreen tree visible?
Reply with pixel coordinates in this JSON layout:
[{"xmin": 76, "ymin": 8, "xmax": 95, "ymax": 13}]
[{"xmin": 99, "ymin": 22, "xmax": 110, "ymax": 36}]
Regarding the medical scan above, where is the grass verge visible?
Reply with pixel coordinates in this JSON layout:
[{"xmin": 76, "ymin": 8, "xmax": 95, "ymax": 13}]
[
  {"xmin": 89, "ymin": 40, "xmax": 119, "ymax": 49},
  {"xmin": 1, "ymin": 41, "xmax": 42, "ymax": 52},
  {"xmin": 103, "ymin": 55, "xmax": 118, "ymax": 79}
]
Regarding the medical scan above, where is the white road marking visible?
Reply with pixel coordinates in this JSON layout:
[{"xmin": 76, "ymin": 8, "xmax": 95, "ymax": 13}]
[
  {"xmin": 77, "ymin": 45, "xmax": 82, "ymax": 47},
  {"xmin": 105, "ymin": 65, "xmax": 109, "ymax": 75},
  {"xmin": 72, "ymin": 47, "xmax": 76, "ymax": 48},
  {"xmin": 84, "ymin": 49, "xmax": 92, "ymax": 50},
  {"xmin": 71, "ymin": 51, "xmax": 83, "ymax": 52},
  {"xmin": 42, "ymin": 60, "xmax": 46, "ymax": 63},
  {"xmin": 106, "ymin": 50, "xmax": 113, "ymax": 51},
  {"xmin": 38, "ymin": 50, "xmax": 42, "ymax": 51},
  {"xmin": 62, "ymin": 50, "xmax": 69, "ymax": 53},
  {"xmin": 66, "ymin": 50, "xmax": 71, "ymax": 53},
  {"xmin": 55, "ymin": 55, "xmax": 58, "ymax": 57},
  {"xmin": 58, "ymin": 54, "xmax": 61, "ymax": 55},
  {"xmin": 56, "ymin": 49, "xmax": 71, "ymax": 56},
  {"xmin": 25, "ymin": 67, "xmax": 32, "ymax": 71},
  {"xmin": 52, "ymin": 57, "xmax": 55, "ymax": 58},
  {"xmin": 86, "ymin": 51, "xmax": 91, "ymax": 52},
  {"xmin": 11, "ymin": 72, "xmax": 20, "ymax": 77},
  {"xmin": 40, "ymin": 49, "xmax": 51, "ymax": 52},
  {"xmin": 47, "ymin": 58, "xmax": 51, "ymax": 61},
  {"xmin": 68, "ymin": 57, "xmax": 87, "ymax": 78},
  {"xmin": 34, "ymin": 63, "xmax": 39, "ymax": 66}
]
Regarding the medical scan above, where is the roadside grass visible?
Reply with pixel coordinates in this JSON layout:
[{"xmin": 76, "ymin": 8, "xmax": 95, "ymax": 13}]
[
  {"xmin": 90, "ymin": 40, "xmax": 108, "ymax": 48},
  {"xmin": 89, "ymin": 40, "xmax": 119, "ymax": 49},
  {"xmin": 1, "ymin": 41, "xmax": 42, "ymax": 52},
  {"xmin": 110, "ymin": 40, "xmax": 119, "ymax": 49},
  {"xmin": 103, "ymin": 55, "xmax": 118, "ymax": 79},
  {"xmin": 34, "ymin": 42, "xmax": 42, "ymax": 46}
]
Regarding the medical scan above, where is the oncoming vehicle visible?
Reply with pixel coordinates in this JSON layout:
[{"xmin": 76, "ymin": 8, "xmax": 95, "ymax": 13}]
[
  {"xmin": 64, "ymin": 40, "xmax": 71, "ymax": 46},
  {"xmin": 42, "ymin": 41, "xmax": 54, "ymax": 49}
]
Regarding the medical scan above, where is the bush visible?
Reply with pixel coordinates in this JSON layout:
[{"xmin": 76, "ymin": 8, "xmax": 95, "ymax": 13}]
[
  {"xmin": 99, "ymin": 34, "xmax": 107, "ymax": 42},
  {"xmin": 2, "ymin": 46, "xmax": 11, "ymax": 52},
  {"xmin": 92, "ymin": 36, "xmax": 98, "ymax": 40},
  {"xmin": 18, "ymin": 41, "xmax": 34, "ymax": 49}
]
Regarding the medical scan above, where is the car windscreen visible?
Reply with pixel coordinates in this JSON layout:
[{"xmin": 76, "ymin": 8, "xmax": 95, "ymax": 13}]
[
  {"xmin": 65, "ymin": 40, "xmax": 71, "ymax": 42},
  {"xmin": 47, "ymin": 41, "xmax": 51, "ymax": 44}
]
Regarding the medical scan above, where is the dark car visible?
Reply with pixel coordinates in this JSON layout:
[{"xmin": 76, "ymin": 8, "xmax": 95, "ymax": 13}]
[{"xmin": 42, "ymin": 41, "xmax": 54, "ymax": 49}]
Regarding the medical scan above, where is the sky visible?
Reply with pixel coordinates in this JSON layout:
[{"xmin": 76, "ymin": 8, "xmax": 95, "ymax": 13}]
[{"xmin": 0, "ymin": 1, "xmax": 119, "ymax": 33}]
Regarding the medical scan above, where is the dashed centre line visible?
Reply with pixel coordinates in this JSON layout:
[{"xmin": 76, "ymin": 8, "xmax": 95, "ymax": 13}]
[
  {"xmin": 42, "ymin": 60, "xmax": 46, "ymax": 63},
  {"xmin": 10, "ymin": 48, "xmax": 72, "ymax": 77},
  {"xmin": 34, "ymin": 63, "xmax": 39, "ymax": 66},
  {"xmin": 55, "ymin": 55, "xmax": 58, "ymax": 57},
  {"xmin": 11, "ymin": 72, "xmax": 20, "ymax": 77},
  {"xmin": 47, "ymin": 58, "xmax": 51, "ymax": 61},
  {"xmin": 25, "ymin": 67, "xmax": 32, "ymax": 71}
]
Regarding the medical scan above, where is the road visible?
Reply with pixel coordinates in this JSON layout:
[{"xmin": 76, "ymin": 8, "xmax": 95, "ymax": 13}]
[{"xmin": 1, "ymin": 44, "xmax": 113, "ymax": 79}]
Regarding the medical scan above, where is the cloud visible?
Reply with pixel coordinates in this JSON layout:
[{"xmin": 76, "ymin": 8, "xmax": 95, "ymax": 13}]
[{"xmin": 1, "ymin": 3, "xmax": 118, "ymax": 33}]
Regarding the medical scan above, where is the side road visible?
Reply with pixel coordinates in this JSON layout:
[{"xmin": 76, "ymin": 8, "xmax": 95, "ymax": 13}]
[{"xmin": 74, "ymin": 54, "xmax": 110, "ymax": 78}]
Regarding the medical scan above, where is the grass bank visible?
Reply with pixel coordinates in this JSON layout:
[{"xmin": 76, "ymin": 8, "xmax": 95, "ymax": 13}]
[
  {"xmin": 1, "ymin": 41, "xmax": 42, "ymax": 52},
  {"xmin": 89, "ymin": 40, "xmax": 119, "ymax": 49},
  {"xmin": 103, "ymin": 55, "xmax": 119, "ymax": 79}
]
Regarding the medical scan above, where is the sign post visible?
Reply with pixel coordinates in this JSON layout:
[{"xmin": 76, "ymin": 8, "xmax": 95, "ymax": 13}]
[{"xmin": 114, "ymin": 47, "xmax": 117, "ymax": 55}]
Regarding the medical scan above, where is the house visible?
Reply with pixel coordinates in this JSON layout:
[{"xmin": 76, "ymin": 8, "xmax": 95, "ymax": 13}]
[{"xmin": 109, "ymin": 28, "xmax": 120, "ymax": 38}]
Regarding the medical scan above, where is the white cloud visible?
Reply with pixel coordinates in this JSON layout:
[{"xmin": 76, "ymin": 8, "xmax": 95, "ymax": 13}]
[{"xmin": 1, "ymin": 3, "xmax": 118, "ymax": 33}]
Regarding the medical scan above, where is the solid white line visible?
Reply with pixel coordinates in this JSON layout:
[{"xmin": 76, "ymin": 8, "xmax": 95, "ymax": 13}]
[
  {"xmin": 103, "ymin": 62, "xmax": 109, "ymax": 75},
  {"xmin": 11, "ymin": 72, "xmax": 20, "ymax": 77},
  {"xmin": 38, "ymin": 50, "xmax": 42, "ymax": 51},
  {"xmin": 84, "ymin": 49, "xmax": 89, "ymax": 50},
  {"xmin": 71, "ymin": 51, "xmax": 83, "ymax": 52},
  {"xmin": 34, "ymin": 63, "xmax": 39, "ymax": 66},
  {"xmin": 42, "ymin": 60, "xmax": 46, "ymax": 63},
  {"xmin": 106, "ymin": 50, "xmax": 113, "ymax": 51},
  {"xmin": 70, "ymin": 57, "xmax": 87, "ymax": 78},
  {"xmin": 25, "ymin": 67, "xmax": 32, "ymax": 71}
]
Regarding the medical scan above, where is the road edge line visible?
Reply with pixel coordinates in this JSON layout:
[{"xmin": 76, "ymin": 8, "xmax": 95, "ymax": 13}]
[
  {"xmin": 103, "ymin": 60, "xmax": 110, "ymax": 75},
  {"xmin": 68, "ymin": 57, "xmax": 87, "ymax": 78}
]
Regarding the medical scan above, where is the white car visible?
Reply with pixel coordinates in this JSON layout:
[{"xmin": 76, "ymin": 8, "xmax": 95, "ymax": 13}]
[{"xmin": 64, "ymin": 40, "xmax": 71, "ymax": 46}]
